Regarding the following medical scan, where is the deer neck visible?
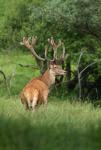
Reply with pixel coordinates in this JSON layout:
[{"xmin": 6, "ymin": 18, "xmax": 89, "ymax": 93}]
[{"xmin": 40, "ymin": 69, "xmax": 55, "ymax": 88}]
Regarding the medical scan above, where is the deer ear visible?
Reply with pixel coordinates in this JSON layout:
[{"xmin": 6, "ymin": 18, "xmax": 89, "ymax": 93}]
[
  {"xmin": 49, "ymin": 60, "xmax": 56, "ymax": 69},
  {"xmin": 50, "ymin": 60, "xmax": 56, "ymax": 65}
]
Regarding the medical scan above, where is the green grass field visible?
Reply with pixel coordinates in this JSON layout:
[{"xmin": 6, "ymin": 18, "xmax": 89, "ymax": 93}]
[
  {"xmin": 0, "ymin": 97, "xmax": 101, "ymax": 150},
  {"xmin": 0, "ymin": 51, "xmax": 101, "ymax": 150}
]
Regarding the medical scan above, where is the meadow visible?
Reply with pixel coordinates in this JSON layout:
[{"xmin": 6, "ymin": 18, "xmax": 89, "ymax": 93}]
[
  {"xmin": 0, "ymin": 51, "xmax": 101, "ymax": 150},
  {"xmin": 0, "ymin": 97, "xmax": 101, "ymax": 150}
]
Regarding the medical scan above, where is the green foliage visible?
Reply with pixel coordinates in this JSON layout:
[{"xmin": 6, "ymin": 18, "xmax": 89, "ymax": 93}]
[
  {"xmin": 1, "ymin": 0, "xmax": 101, "ymax": 60},
  {"xmin": 0, "ymin": 0, "xmax": 101, "ymax": 48},
  {"xmin": 0, "ymin": 0, "xmax": 101, "ymax": 57}
]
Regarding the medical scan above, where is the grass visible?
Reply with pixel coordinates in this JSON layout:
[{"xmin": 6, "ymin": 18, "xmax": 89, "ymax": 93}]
[{"xmin": 0, "ymin": 97, "xmax": 101, "ymax": 150}]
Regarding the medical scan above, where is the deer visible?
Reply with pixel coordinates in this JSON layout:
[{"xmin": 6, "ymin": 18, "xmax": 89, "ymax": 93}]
[{"xmin": 20, "ymin": 36, "xmax": 67, "ymax": 111}]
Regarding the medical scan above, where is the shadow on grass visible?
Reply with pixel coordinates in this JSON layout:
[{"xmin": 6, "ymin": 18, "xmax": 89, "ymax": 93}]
[{"xmin": 0, "ymin": 115, "xmax": 101, "ymax": 150}]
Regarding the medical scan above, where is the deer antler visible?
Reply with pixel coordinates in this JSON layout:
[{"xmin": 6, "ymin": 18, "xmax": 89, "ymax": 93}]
[
  {"xmin": 61, "ymin": 42, "xmax": 65, "ymax": 59},
  {"xmin": 20, "ymin": 36, "xmax": 68, "ymax": 65},
  {"xmin": 44, "ymin": 45, "xmax": 48, "ymax": 59},
  {"xmin": 32, "ymin": 36, "xmax": 37, "ymax": 47},
  {"xmin": 20, "ymin": 37, "xmax": 45, "ymax": 61},
  {"xmin": 48, "ymin": 37, "xmax": 68, "ymax": 61},
  {"xmin": 61, "ymin": 42, "xmax": 69, "ymax": 61},
  {"xmin": 48, "ymin": 37, "xmax": 62, "ymax": 59}
]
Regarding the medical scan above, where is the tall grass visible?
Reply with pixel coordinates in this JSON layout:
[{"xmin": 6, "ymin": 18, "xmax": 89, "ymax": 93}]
[{"xmin": 0, "ymin": 97, "xmax": 101, "ymax": 150}]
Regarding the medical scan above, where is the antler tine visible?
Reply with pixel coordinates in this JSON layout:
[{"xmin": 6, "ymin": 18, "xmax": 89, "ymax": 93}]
[
  {"xmin": 48, "ymin": 37, "xmax": 58, "ymax": 59},
  {"xmin": 48, "ymin": 37, "xmax": 56, "ymax": 49},
  {"xmin": 22, "ymin": 37, "xmax": 32, "ymax": 49},
  {"xmin": 50, "ymin": 37, "xmax": 56, "ymax": 47},
  {"xmin": 45, "ymin": 45, "xmax": 48, "ymax": 59},
  {"xmin": 52, "ymin": 37, "xmax": 57, "ymax": 59},
  {"xmin": 23, "ymin": 37, "xmax": 28, "ymax": 44},
  {"xmin": 28, "ymin": 37, "xmax": 31, "ymax": 43},
  {"xmin": 57, "ymin": 39, "xmax": 62, "ymax": 49},
  {"xmin": 61, "ymin": 42, "xmax": 65, "ymax": 59},
  {"xmin": 20, "ymin": 37, "xmax": 26, "ymax": 46},
  {"xmin": 61, "ymin": 42, "xmax": 69, "ymax": 61},
  {"xmin": 22, "ymin": 37, "xmax": 27, "ymax": 45},
  {"xmin": 32, "ymin": 36, "xmax": 37, "ymax": 47}
]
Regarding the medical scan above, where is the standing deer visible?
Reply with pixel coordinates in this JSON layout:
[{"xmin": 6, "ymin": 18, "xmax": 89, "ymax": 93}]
[{"xmin": 20, "ymin": 36, "xmax": 67, "ymax": 111}]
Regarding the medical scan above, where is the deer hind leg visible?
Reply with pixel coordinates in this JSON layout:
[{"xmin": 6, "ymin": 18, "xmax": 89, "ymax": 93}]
[
  {"xmin": 21, "ymin": 98, "xmax": 29, "ymax": 110},
  {"xmin": 23, "ymin": 96, "xmax": 33, "ymax": 111},
  {"xmin": 20, "ymin": 96, "xmax": 29, "ymax": 111},
  {"xmin": 25, "ymin": 99, "xmax": 30, "ymax": 110},
  {"xmin": 31, "ymin": 90, "xmax": 39, "ymax": 111},
  {"xmin": 43, "ymin": 91, "xmax": 49, "ymax": 105}
]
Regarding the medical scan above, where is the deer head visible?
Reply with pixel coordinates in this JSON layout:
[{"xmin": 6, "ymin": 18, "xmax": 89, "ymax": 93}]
[{"xmin": 49, "ymin": 62, "xmax": 66, "ymax": 76}]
